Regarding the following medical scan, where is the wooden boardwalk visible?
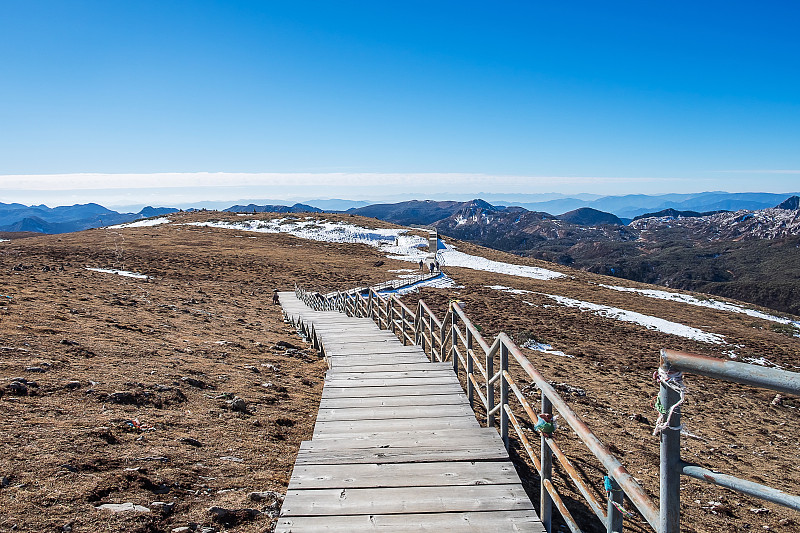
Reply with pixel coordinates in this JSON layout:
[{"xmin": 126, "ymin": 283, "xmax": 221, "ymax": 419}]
[{"xmin": 277, "ymin": 292, "xmax": 544, "ymax": 532}]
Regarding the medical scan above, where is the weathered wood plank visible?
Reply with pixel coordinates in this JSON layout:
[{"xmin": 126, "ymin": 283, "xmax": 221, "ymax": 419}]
[
  {"xmin": 276, "ymin": 510, "xmax": 545, "ymax": 532},
  {"xmin": 296, "ymin": 444, "xmax": 507, "ymax": 465},
  {"xmin": 323, "ymin": 343, "xmax": 423, "ymax": 353},
  {"xmin": 303, "ymin": 427, "xmax": 502, "ymax": 446},
  {"xmin": 319, "ymin": 393, "xmax": 467, "ymax": 409},
  {"xmin": 326, "ymin": 369, "xmax": 456, "ymax": 380},
  {"xmin": 316, "ymin": 404, "xmax": 474, "ymax": 422},
  {"xmin": 323, "ymin": 376, "xmax": 460, "ymax": 388},
  {"xmin": 321, "ymin": 383, "xmax": 464, "ymax": 398},
  {"xmin": 287, "ymin": 460, "xmax": 522, "ymax": 489},
  {"xmin": 312, "ymin": 416, "xmax": 479, "ymax": 437},
  {"xmin": 321, "ymin": 333, "xmax": 399, "ymax": 341},
  {"xmin": 327, "ymin": 362, "xmax": 452, "ymax": 373},
  {"xmin": 326, "ymin": 354, "xmax": 429, "ymax": 365},
  {"xmin": 281, "ymin": 484, "xmax": 534, "ymax": 515}
]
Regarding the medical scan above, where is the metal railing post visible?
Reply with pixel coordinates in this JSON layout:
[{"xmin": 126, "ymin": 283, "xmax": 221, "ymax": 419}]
[
  {"xmin": 606, "ymin": 474, "xmax": 624, "ymax": 533},
  {"xmin": 540, "ymin": 393, "xmax": 553, "ymax": 532},
  {"xmin": 659, "ymin": 367, "xmax": 682, "ymax": 533},
  {"xmin": 500, "ymin": 342, "xmax": 509, "ymax": 448}
]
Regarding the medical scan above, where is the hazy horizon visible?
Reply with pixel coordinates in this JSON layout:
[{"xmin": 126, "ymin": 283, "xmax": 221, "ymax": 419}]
[
  {"xmin": 2, "ymin": 185, "xmax": 798, "ymax": 214},
  {"xmin": 3, "ymin": 3, "xmax": 799, "ymax": 205},
  {"xmin": 3, "ymin": 171, "xmax": 800, "ymax": 210}
]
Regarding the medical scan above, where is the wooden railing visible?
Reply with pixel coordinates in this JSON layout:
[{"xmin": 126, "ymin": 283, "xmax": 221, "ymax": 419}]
[
  {"xmin": 293, "ymin": 284, "xmax": 800, "ymax": 533},
  {"xmin": 294, "ymin": 284, "xmax": 658, "ymax": 533}
]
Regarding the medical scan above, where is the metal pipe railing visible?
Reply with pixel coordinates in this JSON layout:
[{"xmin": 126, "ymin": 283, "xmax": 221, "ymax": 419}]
[
  {"xmin": 661, "ymin": 349, "xmax": 800, "ymax": 395},
  {"xmin": 657, "ymin": 348, "xmax": 800, "ymax": 532}
]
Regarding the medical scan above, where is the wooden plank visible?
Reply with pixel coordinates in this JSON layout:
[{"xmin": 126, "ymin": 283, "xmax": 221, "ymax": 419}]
[
  {"xmin": 300, "ymin": 428, "xmax": 503, "ymax": 448},
  {"xmin": 295, "ymin": 443, "xmax": 509, "ymax": 465},
  {"xmin": 327, "ymin": 362, "xmax": 452, "ymax": 373},
  {"xmin": 287, "ymin": 460, "xmax": 522, "ymax": 490},
  {"xmin": 319, "ymin": 394, "xmax": 467, "ymax": 409},
  {"xmin": 316, "ymin": 403, "xmax": 474, "ymax": 422},
  {"xmin": 323, "ymin": 343, "xmax": 423, "ymax": 353},
  {"xmin": 276, "ymin": 510, "xmax": 545, "ymax": 532},
  {"xmin": 321, "ymin": 383, "xmax": 464, "ymax": 398},
  {"xmin": 326, "ymin": 353, "xmax": 429, "ymax": 363},
  {"xmin": 280, "ymin": 484, "xmax": 534, "ymax": 516},
  {"xmin": 323, "ymin": 376, "xmax": 460, "ymax": 388},
  {"xmin": 326, "ymin": 369, "xmax": 456, "ymax": 380},
  {"xmin": 320, "ymin": 332, "xmax": 399, "ymax": 340},
  {"xmin": 312, "ymin": 416, "xmax": 479, "ymax": 437},
  {"xmin": 327, "ymin": 361, "xmax": 432, "ymax": 370}
]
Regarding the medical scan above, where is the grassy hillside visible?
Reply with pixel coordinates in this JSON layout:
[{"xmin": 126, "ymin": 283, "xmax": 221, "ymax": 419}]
[{"xmin": 0, "ymin": 211, "xmax": 797, "ymax": 532}]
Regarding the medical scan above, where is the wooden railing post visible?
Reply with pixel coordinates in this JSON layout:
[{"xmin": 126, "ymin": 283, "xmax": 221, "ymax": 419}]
[
  {"xmin": 486, "ymin": 344, "xmax": 495, "ymax": 428},
  {"xmin": 500, "ymin": 342, "xmax": 509, "ymax": 448},
  {"xmin": 439, "ymin": 318, "xmax": 445, "ymax": 363},
  {"xmin": 401, "ymin": 305, "xmax": 407, "ymax": 345},
  {"xmin": 540, "ymin": 393, "xmax": 553, "ymax": 532},
  {"xmin": 429, "ymin": 313, "xmax": 434, "ymax": 362},
  {"xmin": 466, "ymin": 326, "xmax": 474, "ymax": 408},
  {"xmin": 451, "ymin": 310, "xmax": 458, "ymax": 374}
]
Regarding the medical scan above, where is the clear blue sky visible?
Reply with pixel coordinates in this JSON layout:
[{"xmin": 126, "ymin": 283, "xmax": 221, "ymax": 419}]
[{"xmin": 1, "ymin": 1, "xmax": 799, "ymax": 205}]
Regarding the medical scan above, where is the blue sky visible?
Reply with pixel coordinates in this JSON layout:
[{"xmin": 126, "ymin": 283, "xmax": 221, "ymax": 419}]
[{"xmin": 1, "ymin": 1, "xmax": 799, "ymax": 206}]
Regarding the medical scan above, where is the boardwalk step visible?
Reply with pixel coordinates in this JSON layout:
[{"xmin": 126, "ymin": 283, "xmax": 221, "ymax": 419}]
[
  {"xmin": 277, "ymin": 291, "xmax": 542, "ymax": 532},
  {"xmin": 287, "ymin": 460, "xmax": 522, "ymax": 489},
  {"xmin": 277, "ymin": 510, "xmax": 545, "ymax": 532}
]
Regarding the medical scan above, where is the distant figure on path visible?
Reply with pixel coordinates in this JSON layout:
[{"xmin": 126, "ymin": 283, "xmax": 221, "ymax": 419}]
[
  {"xmin": 429, "ymin": 262, "xmax": 435, "ymax": 274},
  {"xmin": 272, "ymin": 289, "xmax": 280, "ymax": 305},
  {"xmin": 418, "ymin": 259, "xmax": 424, "ymax": 272},
  {"xmin": 434, "ymin": 260, "xmax": 440, "ymax": 272}
]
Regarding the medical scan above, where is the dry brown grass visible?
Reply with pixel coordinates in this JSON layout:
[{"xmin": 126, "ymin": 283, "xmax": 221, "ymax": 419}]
[{"xmin": 0, "ymin": 211, "xmax": 797, "ymax": 532}]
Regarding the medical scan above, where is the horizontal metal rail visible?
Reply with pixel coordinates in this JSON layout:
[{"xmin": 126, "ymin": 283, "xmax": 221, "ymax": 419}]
[
  {"xmin": 680, "ymin": 462, "xmax": 800, "ymax": 511},
  {"xmin": 661, "ymin": 349, "xmax": 800, "ymax": 395}
]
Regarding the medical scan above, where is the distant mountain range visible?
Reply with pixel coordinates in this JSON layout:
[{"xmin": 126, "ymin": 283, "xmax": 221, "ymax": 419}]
[
  {"xmin": 0, "ymin": 203, "xmax": 178, "ymax": 234},
  {"xmin": 3, "ymin": 191, "xmax": 798, "ymax": 236},
  {"xmin": 223, "ymin": 203, "xmax": 322, "ymax": 214},
  {"xmin": 492, "ymin": 191, "xmax": 800, "ymax": 219},
  {"xmin": 348, "ymin": 195, "xmax": 800, "ymax": 315}
]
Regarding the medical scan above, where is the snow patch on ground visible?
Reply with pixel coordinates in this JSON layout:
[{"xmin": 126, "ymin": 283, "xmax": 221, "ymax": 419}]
[
  {"xmin": 384, "ymin": 274, "xmax": 461, "ymax": 295},
  {"xmin": 744, "ymin": 357, "xmax": 783, "ymax": 369},
  {"xmin": 108, "ymin": 217, "xmax": 171, "ymax": 229},
  {"xmin": 486, "ymin": 285, "xmax": 533, "ymax": 294},
  {"xmin": 521, "ymin": 340, "xmax": 574, "ymax": 358},
  {"xmin": 599, "ymin": 284, "xmax": 800, "ymax": 329},
  {"xmin": 86, "ymin": 268, "xmax": 151, "ymax": 279},
  {"xmin": 436, "ymin": 242, "xmax": 564, "ymax": 280},
  {"xmin": 187, "ymin": 219, "xmax": 565, "ymax": 280},
  {"xmin": 0, "ymin": 239, "xmax": 9, "ymax": 242},
  {"xmin": 538, "ymin": 293, "xmax": 726, "ymax": 344}
]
